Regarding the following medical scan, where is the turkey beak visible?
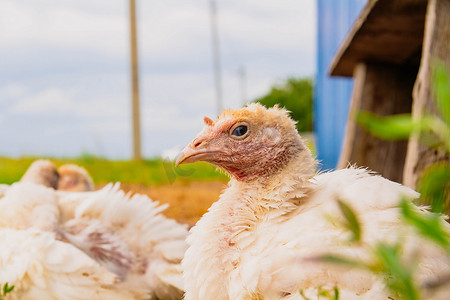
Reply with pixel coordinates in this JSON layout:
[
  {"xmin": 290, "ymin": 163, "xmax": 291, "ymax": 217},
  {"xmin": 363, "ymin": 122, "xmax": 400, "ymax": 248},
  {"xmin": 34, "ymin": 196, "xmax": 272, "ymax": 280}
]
[
  {"xmin": 175, "ymin": 144, "xmax": 214, "ymax": 166},
  {"xmin": 176, "ymin": 135, "xmax": 222, "ymax": 166},
  {"xmin": 175, "ymin": 146, "xmax": 203, "ymax": 166}
]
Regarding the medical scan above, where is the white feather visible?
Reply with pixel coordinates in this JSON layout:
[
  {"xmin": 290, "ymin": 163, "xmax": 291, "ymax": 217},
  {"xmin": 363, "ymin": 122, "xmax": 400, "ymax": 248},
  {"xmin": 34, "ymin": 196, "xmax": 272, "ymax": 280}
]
[
  {"xmin": 56, "ymin": 183, "xmax": 189, "ymax": 299},
  {"xmin": 0, "ymin": 228, "xmax": 137, "ymax": 300},
  {"xmin": 0, "ymin": 182, "xmax": 59, "ymax": 232},
  {"xmin": 183, "ymin": 162, "xmax": 450, "ymax": 300}
]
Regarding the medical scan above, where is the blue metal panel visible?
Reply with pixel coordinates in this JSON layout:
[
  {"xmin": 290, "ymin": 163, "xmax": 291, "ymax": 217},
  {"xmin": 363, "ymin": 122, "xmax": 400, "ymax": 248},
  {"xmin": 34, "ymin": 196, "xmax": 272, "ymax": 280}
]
[{"xmin": 315, "ymin": 0, "xmax": 365, "ymax": 170}]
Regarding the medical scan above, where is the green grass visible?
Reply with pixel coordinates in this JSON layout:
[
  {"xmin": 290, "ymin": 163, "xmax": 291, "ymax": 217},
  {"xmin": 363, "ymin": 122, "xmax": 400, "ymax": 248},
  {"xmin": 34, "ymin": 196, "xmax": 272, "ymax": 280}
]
[
  {"xmin": 0, "ymin": 155, "xmax": 228, "ymax": 186},
  {"xmin": 0, "ymin": 135, "xmax": 315, "ymax": 187}
]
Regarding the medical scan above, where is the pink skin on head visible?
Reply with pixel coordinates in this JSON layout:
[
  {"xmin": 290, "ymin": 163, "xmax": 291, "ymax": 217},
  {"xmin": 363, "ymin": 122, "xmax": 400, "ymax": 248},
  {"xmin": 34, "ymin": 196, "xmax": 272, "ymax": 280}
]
[{"xmin": 177, "ymin": 110, "xmax": 303, "ymax": 182}]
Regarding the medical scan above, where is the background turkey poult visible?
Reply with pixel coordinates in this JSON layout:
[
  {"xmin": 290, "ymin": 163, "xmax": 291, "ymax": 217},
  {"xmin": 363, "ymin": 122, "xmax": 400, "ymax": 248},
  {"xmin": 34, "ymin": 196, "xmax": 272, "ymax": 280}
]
[
  {"xmin": 57, "ymin": 164, "xmax": 95, "ymax": 192},
  {"xmin": 0, "ymin": 160, "xmax": 188, "ymax": 300},
  {"xmin": 177, "ymin": 103, "xmax": 450, "ymax": 300}
]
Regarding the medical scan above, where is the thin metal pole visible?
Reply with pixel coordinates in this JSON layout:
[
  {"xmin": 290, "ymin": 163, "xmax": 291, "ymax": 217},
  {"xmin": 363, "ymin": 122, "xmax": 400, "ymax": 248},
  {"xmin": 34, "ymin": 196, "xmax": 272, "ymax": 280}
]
[
  {"xmin": 129, "ymin": 0, "xmax": 142, "ymax": 160},
  {"xmin": 209, "ymin": 0, "xmax": 223, "ymax": 115}
]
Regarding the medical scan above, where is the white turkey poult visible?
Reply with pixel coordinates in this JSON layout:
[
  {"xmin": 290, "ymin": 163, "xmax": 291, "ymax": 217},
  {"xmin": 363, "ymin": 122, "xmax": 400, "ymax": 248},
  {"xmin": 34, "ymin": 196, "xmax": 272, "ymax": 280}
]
[
  {"xmin": 176, "ymin": 103, "xmax": 450, "ymax": 300},
  {"xmin": 0, "ymin": 160, "xmax": 188, "ymax": 299},
  {"xmin": 56, "ymin": 184, "xmax": 188, "ymax": 300},
  {"xmin": 20, "ymin": 159, "xmax": 59, "ymax": 189},
  {"xmin": 58, "ymin": 164, "xmax": 94, "ymax": 192},
  {"xmin": 0, "ymin": 181, "xmax": 138, "ymax": 299}
]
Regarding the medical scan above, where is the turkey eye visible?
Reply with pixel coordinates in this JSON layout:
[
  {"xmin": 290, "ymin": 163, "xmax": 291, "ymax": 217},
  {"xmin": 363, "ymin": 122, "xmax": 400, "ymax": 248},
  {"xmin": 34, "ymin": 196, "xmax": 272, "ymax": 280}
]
[{"xmin": 232, "ymin": 125, "xmax": 248, "ymax": 137}]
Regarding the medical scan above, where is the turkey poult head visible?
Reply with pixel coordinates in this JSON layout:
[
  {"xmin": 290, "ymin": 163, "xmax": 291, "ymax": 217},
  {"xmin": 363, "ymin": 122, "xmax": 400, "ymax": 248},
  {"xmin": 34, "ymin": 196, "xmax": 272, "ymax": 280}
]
[
  {"xmin": 58, "ymin": 164, "xmax": 94, "ymax": 192},
  {"xmin": 176, "ymin": 103, "xmax": 311, "ymax": 181},
  {"xmin": 20, "ymin": 159, "xmax": 59, "ymax": 189}
]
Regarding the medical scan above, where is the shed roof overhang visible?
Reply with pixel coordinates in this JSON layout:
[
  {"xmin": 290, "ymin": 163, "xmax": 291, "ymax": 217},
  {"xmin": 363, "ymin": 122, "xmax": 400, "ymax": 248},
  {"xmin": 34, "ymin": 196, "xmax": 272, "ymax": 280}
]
[{"xmin": 329, "ymin": 0, "xmax": 428, "ymax": 77}]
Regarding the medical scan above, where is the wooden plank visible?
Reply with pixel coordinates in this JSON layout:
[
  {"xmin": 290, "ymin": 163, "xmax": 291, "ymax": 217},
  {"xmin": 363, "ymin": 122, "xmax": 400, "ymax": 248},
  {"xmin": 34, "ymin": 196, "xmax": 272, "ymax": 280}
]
[
  {"xmin": 330, "ymin": 0, "xmax": 427, "ymax": 77},
  {"xmin": 338, "ymin": 63, "xmax": 367, "ymax": 169},
  {"xmin": 403, "ymin": 0, "xmax": 450, "ymax": 188},
  {"xmin": 338, "ymin": 62, "xmax": 416, "ymax": 183}
]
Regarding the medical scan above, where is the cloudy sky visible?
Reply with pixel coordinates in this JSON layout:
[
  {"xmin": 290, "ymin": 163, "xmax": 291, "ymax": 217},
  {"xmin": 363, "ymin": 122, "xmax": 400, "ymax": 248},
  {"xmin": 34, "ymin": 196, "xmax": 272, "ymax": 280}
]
[{"xmin": 0, "ymin": 0, "xmax": 316, "ymax": 159}]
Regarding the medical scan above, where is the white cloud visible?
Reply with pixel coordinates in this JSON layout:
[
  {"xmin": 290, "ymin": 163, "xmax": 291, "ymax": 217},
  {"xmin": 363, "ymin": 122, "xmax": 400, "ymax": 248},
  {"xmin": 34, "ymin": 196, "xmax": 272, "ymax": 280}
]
[
  {"xmin": 142, "ymin": 104, "xmax": 201, "ymax": 132},
  {"xmin": 0, "ymin": 84, "xmax": 27, "ymax": 103},
  {"xmin": 8, "ymin": 86, "xmax": 126, "ymax": 120},
  {"xmin": 0, "ymin": 1, "xmax": 127, "ymax": 57},
  {"xmin": 0, "ymin": 0, "xmax": 316, "ymax": 158},
  {"xmin": 9, "ymin": 88, "xmax": 76, "ymax": 114},
  {"xmin": 0, "ymin": 0, "xmax": 315, "ymax": 63},
  {"xmin": 219, "ymin": 0, "xmax": 315, "ymax": 51},
  {"xmin": 86, "ymin": 119, "xmax": 129, "ymax": 135},
  {"xmin": 74, "ymin": 95, "xmax": 126, "ymax": 119}
]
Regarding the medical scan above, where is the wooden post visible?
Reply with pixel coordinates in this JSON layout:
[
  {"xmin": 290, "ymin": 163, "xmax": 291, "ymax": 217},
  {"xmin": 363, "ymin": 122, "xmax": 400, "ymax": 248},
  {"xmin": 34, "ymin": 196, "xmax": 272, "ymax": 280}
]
[
  {"xmin": 338, "ymin": 62, "xmax": 416, "ymax": 183},
  {"xmin": 403, "ymin": 0, "xmax": 450, "ymax": 188},
  {"xmin": 338, "ymin": 63, "xmax": 367, "ymax": 169},
  {"xmin": 129, "ymin": 0, "xmax": 142, "ymax": 160}
]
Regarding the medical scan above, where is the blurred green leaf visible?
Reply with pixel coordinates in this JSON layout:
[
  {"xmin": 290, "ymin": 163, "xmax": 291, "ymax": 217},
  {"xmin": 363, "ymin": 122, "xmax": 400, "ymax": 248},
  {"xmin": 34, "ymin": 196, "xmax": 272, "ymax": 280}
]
[
  {"xmin": 356, "ymin": 112, "xmax": 428, "ymax": 140},
  {"xmin": 427, "ymin": 118, "xmax": 450, "ymax": 154},
  {"xmin": 418, "ymin": 163, "xmax": 450, "ymax": 213},
  {"xmin": 337, "ymin": 200, "xmax": 361, "ymax": 242},
  {"xmin": 370, "ymin": 243, "xmax": 419, "ymax": 300},
  {"xmin": 3, "ymin": 283, "xmax": 13, "ymax": 295},
  {"xmin": 319, "ymin": 244, "xmax": 419, "ymax": 300},
  {"xmin": 317, "ymin": 286, "xmax": 340, "ymax": 300},
  {"xmin": 316, "ymin": 254, "xmax": 365, "ymax": 269},
  {"xmin": 333, "ymin": 287, "xmax": 339, "ymax": 300},
  {"xmin": 357, "ymin": 112, "xmax": 450, "ymax": 153},
  {"xmin": 299, "ymin": 289, "xmax": 312, "ymax": 300},
  {"xmin": 432, "ymin": 62, "xmax": 450, "ymax": 126},
  {"xmin": 400, "ymin": 199, "xmax": 450, "ymax": 250},
  {"xmin": 1, "ymin": 283, "xmax": 14, "ymax": 298}
]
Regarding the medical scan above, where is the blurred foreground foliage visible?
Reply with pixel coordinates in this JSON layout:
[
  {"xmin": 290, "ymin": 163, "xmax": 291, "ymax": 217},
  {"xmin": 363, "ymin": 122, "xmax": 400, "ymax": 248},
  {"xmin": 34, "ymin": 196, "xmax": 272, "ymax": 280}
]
[
  {"xmin": 0, "ymin": 283, "xmax": 14, "ymax": 300},
  {"xmin": 312, "ymin": 62, "xmax": 450, "ymax": 300},
  {"xmin": 319, "ymin": 199, "xmax": 450, "ymax": 300},
  {"xmin": 254, "ymin": 77, "xmax": 313, "ymax": 132},
  {"xmin": 0, "ymin": 154, "xmax": 228, "ymax": 186}
]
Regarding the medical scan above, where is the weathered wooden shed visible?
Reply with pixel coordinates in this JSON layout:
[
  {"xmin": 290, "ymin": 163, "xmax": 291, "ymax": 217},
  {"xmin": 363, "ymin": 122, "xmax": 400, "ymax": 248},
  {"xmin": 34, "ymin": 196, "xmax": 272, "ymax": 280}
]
[{"xmin": 330, "ymin": 0, "xmax": 450, "ymax": 188}]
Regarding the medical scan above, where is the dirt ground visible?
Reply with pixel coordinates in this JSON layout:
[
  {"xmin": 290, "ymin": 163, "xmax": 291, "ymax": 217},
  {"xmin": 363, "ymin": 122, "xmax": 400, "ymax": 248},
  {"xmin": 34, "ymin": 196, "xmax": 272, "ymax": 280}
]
[{"xmin": 106, "ymin": 181, "xmax": 228, "ymax": 227}]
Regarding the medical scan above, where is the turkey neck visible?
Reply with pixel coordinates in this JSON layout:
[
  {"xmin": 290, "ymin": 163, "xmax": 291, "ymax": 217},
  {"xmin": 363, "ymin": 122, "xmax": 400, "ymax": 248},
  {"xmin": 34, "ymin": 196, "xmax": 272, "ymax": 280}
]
[
  {"xmin": 205, "ymin": 149, "xmax": 317, "ymax": 248},
  {"xmin": 186, "ymin": 149, "xmax": 317, "ymax": 296},
  {"xmin": 232, "ymin": 149, "xmax": 315, "ymax": 214}
]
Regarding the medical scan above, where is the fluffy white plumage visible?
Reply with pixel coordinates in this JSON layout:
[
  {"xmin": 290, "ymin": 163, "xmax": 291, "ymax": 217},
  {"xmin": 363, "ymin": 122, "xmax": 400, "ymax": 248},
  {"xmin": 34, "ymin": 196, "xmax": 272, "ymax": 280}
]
[
  {"xmin": 0, "ymin": 165, "xmax": 188, "ymax": 299},
  {"xmin": 0, "ymin": 183, "xmax": 138, "ymax": 299},
  {"xmin": 0, "ymin": 228, "xmax": 136, "ymax": 300},
  {"xmin": 57, "ymin": 183, "xmax": 188, "ymax": 299},
  {"xmin": 177, "ymin": 103, "xmax": 450, "ymax": 300},
  {"xmin": 0, "ymin": 182, "xmax": 59, "ymax": 232}
]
